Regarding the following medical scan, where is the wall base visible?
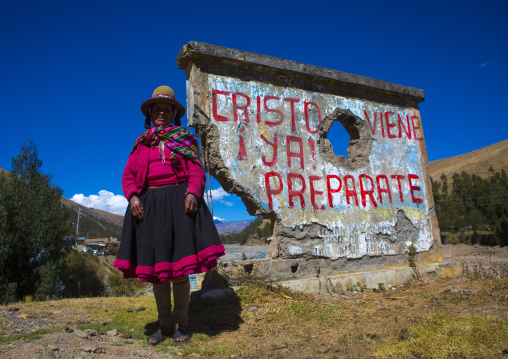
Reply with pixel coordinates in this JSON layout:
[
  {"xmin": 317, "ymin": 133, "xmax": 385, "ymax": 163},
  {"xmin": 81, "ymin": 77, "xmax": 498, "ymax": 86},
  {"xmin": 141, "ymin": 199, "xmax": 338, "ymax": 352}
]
[{"xmin": 280, "ymin": 261, "xmax": 461, "ymax": 294}]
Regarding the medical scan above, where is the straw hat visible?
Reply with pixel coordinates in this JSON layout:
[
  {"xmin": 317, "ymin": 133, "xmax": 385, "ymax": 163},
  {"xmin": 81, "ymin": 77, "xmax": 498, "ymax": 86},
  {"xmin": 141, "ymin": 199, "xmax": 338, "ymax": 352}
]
[{"xmin": 141, "ymin": 85, "xmax": 186, "ymax": 119}]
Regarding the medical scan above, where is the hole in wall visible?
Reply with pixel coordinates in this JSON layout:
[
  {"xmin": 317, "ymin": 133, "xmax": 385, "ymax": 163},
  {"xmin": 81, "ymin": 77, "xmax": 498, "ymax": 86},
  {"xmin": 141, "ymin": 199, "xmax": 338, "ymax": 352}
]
[
  {"xmin": 243, "ymin": 263, "xmax": 254, "ymax": 275},
  {"xmin": 324, "ymin": 120, "xmax": 351, "ymax": 159},
  {"xmin": 291, "ymin": 263, "xmax": 298, "ymax": 273},
  {"xmin": 318, "ymin": 109, "xmax": 372, "ymax": 170}
]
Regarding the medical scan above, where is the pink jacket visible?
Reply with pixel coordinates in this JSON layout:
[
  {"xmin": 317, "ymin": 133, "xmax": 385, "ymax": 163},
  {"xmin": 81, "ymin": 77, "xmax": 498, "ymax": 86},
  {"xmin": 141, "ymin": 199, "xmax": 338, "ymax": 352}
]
[{"xmin": 122, "ymin": 144, "xmax": 206, "ymax": 201}]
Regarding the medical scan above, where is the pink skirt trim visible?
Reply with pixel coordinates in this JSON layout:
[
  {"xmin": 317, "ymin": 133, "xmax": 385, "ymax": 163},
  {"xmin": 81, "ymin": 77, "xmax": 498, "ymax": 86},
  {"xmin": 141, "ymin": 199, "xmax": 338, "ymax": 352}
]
[{"xmin": 114, "ymin": 244, "xmax": 225, "ymax": 284}]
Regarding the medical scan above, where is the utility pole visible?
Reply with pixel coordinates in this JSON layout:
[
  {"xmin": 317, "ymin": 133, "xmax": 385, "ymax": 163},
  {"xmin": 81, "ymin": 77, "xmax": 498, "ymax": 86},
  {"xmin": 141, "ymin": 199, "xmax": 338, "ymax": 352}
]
[{"xmin": 76, "ymin": 208, "xmax": 81, "ymax": 237}]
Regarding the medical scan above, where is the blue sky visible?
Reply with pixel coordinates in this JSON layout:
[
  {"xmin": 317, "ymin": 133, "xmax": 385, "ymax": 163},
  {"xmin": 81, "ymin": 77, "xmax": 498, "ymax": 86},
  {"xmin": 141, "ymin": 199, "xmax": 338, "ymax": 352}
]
[{"xmin": 1, "ymin": 0, "xmax": 506, "ymax": 221}]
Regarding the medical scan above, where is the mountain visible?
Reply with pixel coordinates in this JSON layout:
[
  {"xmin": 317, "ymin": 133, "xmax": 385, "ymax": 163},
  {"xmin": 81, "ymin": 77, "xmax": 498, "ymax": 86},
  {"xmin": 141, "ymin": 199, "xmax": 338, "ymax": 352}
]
[
  {"xmin": 213, "ymin": 216, "xmax": 227, "ymax": 224},
  {"xmin": 214, "ymin": 219, "xmax": 254, "ymax": 235},
  {"xmin": 64, "ymin": 203, "xmax": 251, "ymax": 237},
  {"xmin": 429, "ymin": 139, "xmax": 508, "ymax": 182}
]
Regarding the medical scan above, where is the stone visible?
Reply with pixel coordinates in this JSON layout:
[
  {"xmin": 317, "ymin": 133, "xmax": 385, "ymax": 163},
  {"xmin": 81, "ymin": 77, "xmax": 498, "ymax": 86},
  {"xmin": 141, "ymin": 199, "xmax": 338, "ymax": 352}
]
[
  {"xmin": 120, "ymin": 333, "xmax": 132, "ymax": 339},
  {"xmin": 135, "ymin": 307, "xmax": 146, "ymax": 312},
  {"xmin": 201, "ymin": 269, "xmax": 229, "ymax": 289},
  {"xmin": 47, "ymin": 344, "xmax": 59, "ymax": 351},
  {"xmin": 84, "ymin": 329, "xmax": 97, "ymax": 336},
  {"xmin": 449, "ymin": 288, "xmax": 477, "ymax": 295},
  {"xmin": 81, "ymin": 345, "xmax": 97, "ymax": 353},
  {"xmin": 267, "ymin": 237, "xmax": 280, "ymax": 259},
  {"xmin": 191, "ymin": 288, "xmax": 235, "ymax": 301},
  {"xmin": 74, "ymin": 329, "xmax": 88, "ymax": 338},
  {"xmin": 106, "ymin": 329, "xmax": 118, "ymax": 337}
]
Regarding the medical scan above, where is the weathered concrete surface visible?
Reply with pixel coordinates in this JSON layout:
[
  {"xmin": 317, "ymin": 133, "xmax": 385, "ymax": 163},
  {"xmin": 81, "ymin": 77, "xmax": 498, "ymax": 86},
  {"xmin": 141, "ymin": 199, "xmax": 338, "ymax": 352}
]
[
  {"xmin": 208, "ymin": 257, "xmax": 460, "ymax": 294},
  {"xmin": 281, "ymin": 262, "xmax": 462, "ymax": 294},
  {"xmin": 177, "ymin": 42, "xmax": 443, "ymax": 284}
]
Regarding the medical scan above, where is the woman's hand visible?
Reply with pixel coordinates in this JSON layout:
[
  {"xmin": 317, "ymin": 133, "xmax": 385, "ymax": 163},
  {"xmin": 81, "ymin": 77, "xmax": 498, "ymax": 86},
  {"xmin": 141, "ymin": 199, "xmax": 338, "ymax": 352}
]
[
  {"xmin": 185, "ymin": 193, "xmax": 198, "ymax": 214},
  {"xmin": 130, "ymin": 196, "xmax": 144, "ymax": 221}
]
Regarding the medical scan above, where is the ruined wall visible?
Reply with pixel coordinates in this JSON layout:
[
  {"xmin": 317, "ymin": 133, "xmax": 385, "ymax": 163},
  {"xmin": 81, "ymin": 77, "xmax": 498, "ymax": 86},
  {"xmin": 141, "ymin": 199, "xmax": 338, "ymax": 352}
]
[{"xmin": 177, "ymin": 42, "xmax": 442, "ymax": 278}]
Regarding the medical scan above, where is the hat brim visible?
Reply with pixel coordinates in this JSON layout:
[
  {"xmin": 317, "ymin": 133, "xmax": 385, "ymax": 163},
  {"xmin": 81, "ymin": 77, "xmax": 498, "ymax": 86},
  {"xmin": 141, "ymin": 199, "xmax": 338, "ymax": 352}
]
[{"xmin": 141, "ymin": 97, "xmax": 186, "ymax": 119}]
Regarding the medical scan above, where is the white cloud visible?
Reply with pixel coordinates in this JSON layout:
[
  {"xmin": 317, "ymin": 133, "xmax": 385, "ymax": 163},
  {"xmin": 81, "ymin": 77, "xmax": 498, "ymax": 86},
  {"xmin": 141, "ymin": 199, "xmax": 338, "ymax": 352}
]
[
  {"xmin": 71, "ymin": 187, "xmax": 233, "ymax": 216},
  {"xmin": 71, "ymin": 190, "xmax": 128, "ymax": 216},
  {"xmin": 480, "ymin": 61, "xmax": 495, "ymax": 68},
  {"xmin": 203, "ymin": 187, "xmax": 233, "ymax": 206},
  {"xmin": 210, "ymin": 187, "xmax": 229, "ymax": 201}
]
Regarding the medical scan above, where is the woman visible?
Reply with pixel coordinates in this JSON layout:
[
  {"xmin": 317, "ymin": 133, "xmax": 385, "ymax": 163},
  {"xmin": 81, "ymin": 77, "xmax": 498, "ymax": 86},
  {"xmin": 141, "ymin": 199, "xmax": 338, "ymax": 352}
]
[{"xmin": 114, "ymin": 85, "xmax": 225, "ymax": 345}]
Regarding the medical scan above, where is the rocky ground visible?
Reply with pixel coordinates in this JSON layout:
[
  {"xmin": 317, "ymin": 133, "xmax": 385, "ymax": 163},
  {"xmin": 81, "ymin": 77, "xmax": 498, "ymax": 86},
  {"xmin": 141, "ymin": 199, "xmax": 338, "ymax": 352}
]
[
  {"xmin": 0, "ymin": 303, "xmax": 190, "ymax": 358},
  {"xmin": 1, "ymin": 244, "xmax": 507, "ymax": 359}
]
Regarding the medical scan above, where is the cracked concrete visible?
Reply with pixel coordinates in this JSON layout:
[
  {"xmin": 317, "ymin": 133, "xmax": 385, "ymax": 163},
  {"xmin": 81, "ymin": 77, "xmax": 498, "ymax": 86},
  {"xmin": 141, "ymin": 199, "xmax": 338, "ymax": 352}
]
[
  {"xmin": 177, "ymin": 42, "xmax": 445, "ymax": 284},
  {"xmin": 318, "ymin": 108, "xmax": 373, "ymax": 170}
]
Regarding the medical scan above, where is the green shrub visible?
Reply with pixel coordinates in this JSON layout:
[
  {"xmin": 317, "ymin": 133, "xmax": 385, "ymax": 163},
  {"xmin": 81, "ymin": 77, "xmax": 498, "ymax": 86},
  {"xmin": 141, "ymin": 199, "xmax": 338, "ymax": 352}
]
[{"xmin": 64, "ymin": 251, "xmax": 106, "ymax": 297}]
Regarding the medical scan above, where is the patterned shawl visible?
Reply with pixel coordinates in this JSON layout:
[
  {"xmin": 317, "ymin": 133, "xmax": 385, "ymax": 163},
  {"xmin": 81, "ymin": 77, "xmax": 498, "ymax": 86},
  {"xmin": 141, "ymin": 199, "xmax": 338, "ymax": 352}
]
[{"xmin": 131, "ymin": 126, "xmax": 200, "ymax": 164}]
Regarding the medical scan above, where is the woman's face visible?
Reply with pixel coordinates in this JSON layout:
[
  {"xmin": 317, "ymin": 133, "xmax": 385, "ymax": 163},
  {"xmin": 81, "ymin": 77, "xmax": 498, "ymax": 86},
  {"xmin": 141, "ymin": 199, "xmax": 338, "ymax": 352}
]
[{"xmin": 151, "ymin": 103, "xmax": 175, "ymax": 128}]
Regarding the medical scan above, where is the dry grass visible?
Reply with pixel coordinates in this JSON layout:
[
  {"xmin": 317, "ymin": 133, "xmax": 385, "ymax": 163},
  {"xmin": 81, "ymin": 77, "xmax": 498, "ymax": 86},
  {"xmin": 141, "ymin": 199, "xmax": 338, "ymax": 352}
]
[
  {"xmin": 376, "ymin": 312, "xmax": 508, "ymax": 358},
  {"xmin": 1, "ymin": 275, "xmax": 507, "ymax": 358}
]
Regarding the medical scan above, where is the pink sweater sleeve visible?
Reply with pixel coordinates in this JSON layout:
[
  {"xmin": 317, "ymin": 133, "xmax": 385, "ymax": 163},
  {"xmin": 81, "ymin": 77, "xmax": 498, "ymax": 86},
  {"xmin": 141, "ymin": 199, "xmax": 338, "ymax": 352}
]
[
  {"xmin": 183, "ymin": 157, "xmax": 206, "ymax": 199},
  {"xmin": 122, "ymin": 150, "xmax": 140, "ymax": 201}
]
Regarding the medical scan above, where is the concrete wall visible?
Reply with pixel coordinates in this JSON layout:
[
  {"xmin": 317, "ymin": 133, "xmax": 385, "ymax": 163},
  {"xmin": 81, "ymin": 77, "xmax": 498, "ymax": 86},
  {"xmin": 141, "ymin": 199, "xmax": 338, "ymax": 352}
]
[{"xmin": 177, "ymin": 42, "xmax": 442, "ymax": 281}]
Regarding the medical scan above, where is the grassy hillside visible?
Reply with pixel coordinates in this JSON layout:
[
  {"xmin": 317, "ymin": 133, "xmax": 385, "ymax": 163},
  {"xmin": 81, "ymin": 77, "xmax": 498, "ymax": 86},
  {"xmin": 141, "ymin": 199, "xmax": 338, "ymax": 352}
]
[
  {"xmin": 220, "ymin": 217, "xmax": 272, "ymax": 245},
  {"xmin": 62, "ymin": 197, "xmax": 123, "ymax": 239},
  {"xmin": 429, "ymin": 138, "xmax": 508, "ymax": 182}
]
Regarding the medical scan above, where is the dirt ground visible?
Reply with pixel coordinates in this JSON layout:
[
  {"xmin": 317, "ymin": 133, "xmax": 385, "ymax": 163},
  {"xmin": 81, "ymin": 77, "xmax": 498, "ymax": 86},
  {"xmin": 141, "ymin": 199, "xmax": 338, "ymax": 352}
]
[{"xmin": 1, "ymin": 244, "xmax": 507, "ymax": 359}]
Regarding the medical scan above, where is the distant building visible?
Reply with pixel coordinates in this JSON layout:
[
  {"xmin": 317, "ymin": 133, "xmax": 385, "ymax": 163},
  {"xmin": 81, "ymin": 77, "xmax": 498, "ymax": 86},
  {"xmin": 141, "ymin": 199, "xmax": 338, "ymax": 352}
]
[{"xmin": 77, "ymin": 237, "xmax": 119, "ymax": 253}]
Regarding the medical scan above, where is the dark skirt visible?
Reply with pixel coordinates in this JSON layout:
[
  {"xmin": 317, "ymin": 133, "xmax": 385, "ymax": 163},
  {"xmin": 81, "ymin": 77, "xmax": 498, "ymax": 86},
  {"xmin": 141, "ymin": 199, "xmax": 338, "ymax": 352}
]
[{"xmin": 114, "ymin": 182, "xmax": 225, "ymax": 284}]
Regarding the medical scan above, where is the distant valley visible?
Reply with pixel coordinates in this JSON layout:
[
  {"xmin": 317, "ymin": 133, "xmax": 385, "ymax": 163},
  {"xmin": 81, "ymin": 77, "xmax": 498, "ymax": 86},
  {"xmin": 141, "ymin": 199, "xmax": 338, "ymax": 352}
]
[
  {"xmin": 62, "ymin": 198, "xmax": 253, "ymax": 238},
  {"xmin": 213, "ymin": 218, "xmax": 254, "ymax": 235}
]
